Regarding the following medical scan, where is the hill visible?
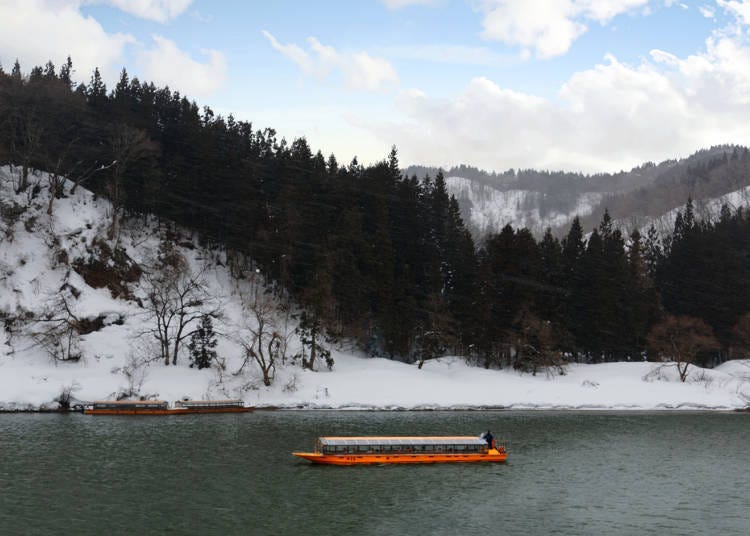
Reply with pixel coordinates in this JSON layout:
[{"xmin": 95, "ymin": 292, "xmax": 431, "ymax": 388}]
[
  {"xmin": 405, "ymin": 145, "xmax": 750, "ymax": 237},
  {"xmin": 1, "ymin": 165, "xmax": 749, "ymax": 411}
]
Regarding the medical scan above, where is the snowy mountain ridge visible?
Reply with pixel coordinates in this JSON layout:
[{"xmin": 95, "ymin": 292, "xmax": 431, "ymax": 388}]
[
  {"xmin": 447, "ymin": 176, "xmax": 604, "ymax": 235},
  {"xmin": 446, "ymin": 176, "xmax": 750, "ymax": 238}
]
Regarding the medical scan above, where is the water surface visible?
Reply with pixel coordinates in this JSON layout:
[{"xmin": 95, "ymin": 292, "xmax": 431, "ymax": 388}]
[{"xmin": 0, "ymin": 411, "xmax": 747, "ymax": 535}]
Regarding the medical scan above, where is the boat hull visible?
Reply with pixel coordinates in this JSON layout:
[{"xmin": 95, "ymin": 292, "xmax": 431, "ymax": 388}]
[{"xmin": 293, "ymin": 449, "xmax": 507, "ymax": 465}]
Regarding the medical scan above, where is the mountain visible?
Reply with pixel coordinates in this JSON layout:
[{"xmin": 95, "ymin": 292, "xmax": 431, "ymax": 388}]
[{"xmin": 405, "ymin": 145, "xmax": 750, "ymax": 237}]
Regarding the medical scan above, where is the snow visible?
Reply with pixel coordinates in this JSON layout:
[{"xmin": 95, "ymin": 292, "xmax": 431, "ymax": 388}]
[
  {"xmin": 446, "ymin": 175, "xmax": 603, "ymax": 235},
  {"xmin": 1, "ymin": 165, "xmax": 749, "ymax": 412},
  {"xmin": 609, "ymin": 185, "xmax": 750, "ymax": 237}
]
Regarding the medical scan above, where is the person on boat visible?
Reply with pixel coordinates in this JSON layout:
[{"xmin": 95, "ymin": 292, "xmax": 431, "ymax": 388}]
[{"xmin": 484, "ymin": 430, "xmax": 495, "ymax": 450}]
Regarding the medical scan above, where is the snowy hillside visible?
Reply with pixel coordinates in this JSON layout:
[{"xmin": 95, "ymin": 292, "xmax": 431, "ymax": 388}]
[
  {"xmin": 0, "ymin": 166, "xmax": 748, "ymax": 411},
  {"xmin": 447, "ymin": 174, "xmax": 750, "ymax": 238},
  {"xmin": 632, "ymin": 185, "xmax": 750, "ymax": 236},
  {"xmin": 447, "ymin": 176, "xmax": 603, "ymax": 235}
]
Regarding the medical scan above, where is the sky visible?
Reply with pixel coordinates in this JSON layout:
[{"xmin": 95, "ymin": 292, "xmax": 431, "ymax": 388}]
[{"xmin": 2, "ymin": 1, "xmax": 750, "ymax": 173}]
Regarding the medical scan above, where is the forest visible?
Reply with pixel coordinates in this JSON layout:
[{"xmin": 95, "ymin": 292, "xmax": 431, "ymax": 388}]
[{"xmin": 1, "ymin": 58, "xmax": 749, "ymax": 374}]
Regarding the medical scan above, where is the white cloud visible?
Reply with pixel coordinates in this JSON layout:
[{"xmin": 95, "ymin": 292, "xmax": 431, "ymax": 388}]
[
  {"xmin": 360, "ymin": 27, "xmax": 750, "ymax": 173},
  {"xmin": 93, "ymin": 0, "xmax": 193, "ymax": 22},
  {"xmin": 135, "ymin": 35, "xmax": 227, "ymax": 98},
  {"xmin": 717, "ymin": 0, "xmax": 750, "ymax": 25},
  {"xmin": 262, "ymin": 31, "xmax": 399, "ymax": 92},
  {"xmin": 380, "ymin": 43, "xmax": 515, "ymax": 66},
  {"xmin": 0, "ymin": 0, "xmax": 226, "ymax": 98},
  {"xmin": 699, "ymin": 5, "xmax": 716, "ymax": 18},
  {"xmin": 477, "ymin": 0, "xmax": 651, "ymax": 59},
  {"xmin": 262, "ymin": 30, "xmax": 314, "ymax": 74},
  {"xmin": 0, "ymin": 0, "xmax": 134, "ymax": 81},
  {"xmin": 380, "ymin": 0, "xmax": 440, "ymax": 8}
]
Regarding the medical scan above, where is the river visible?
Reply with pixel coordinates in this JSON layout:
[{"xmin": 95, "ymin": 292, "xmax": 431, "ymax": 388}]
[{"xmin": 0, "ymin": 411, "xmax": 747, "ymax": 535}]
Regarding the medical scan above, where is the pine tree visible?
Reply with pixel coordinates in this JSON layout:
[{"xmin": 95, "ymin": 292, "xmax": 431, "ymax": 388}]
[
  {"xmin": 59, "ymin": 56, "xmax": 74, "ymax": 88},
  {"xmin": 295, "ymin": 310, "xmax": 333, "ymax": 370},
  {"xmin": 188, "ymin": 315, "xmax": 218, "ymax": 369}
]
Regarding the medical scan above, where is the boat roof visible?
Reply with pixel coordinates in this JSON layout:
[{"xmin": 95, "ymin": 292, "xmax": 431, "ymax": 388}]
[
  {"xmin": 319, "ymin": 436, "xmax": 488, "ymax": 446},
  {"xmin": 178, "ymin": 399, "xmax": 243, "ymax": 404},
  {"xmin": 92, "ymin": 400, "xmax": 167, "ymax": 405}
]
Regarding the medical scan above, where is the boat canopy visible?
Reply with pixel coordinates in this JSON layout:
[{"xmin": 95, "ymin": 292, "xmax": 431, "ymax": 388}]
[
  {"xmin": 319, "ymin": 436, "xmax": 488, "ymax": 447},
  {"xmin": 175, "ymin": 399, "xmax": 244, "ymax": 407},
  {"xmin": 91, "ymin": 400, "xmax": 168, "ymax": 408}
]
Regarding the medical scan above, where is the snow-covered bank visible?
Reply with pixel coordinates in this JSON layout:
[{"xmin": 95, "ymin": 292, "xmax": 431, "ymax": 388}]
[
  {"xmin": 254, "ymin": 356, "xmax": 750, "ymax": 411},
  {"xmin": 1, "ymin": 165, "xmax": 749, "ymax": 412},
  {"xmin": 2, "ymin": 353, "xmax": 749, "ymax": 411}
]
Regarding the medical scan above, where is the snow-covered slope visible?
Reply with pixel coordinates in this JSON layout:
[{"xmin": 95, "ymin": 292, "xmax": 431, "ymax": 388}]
[
  {"xmin": 0, "ymin": 166, "xmax": 748, "ymax": 411},
  {"xmin": 630, "ymin": 185, "xmax": 750, "ymax": 236},
  {"xmin": 447, "ymin": 176, "xmax": 603, "ymax": 235}
]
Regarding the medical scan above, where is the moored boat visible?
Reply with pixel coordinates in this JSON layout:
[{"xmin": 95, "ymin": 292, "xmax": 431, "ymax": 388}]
[
  {"xmin": 173, "ymin": 399, "xmax": 254, "ymax": 413},
  {"xmin": 83, "ymin": 399, "xmax": 254, "ymax": 415},
  {"xmin": 293, "ymin": 435, "xmax": 507, "ymax": 465},
  {"xmin": 83, "ymin": 400, "xmax": 177, "ymax": 415}
]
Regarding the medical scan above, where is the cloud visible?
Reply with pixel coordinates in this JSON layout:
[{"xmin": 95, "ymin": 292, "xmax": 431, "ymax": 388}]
[
  {"xmin": 0, "ymin": 0, "xmax": 226, "ymax": 98},
  {"xmin": 0, "ymin": 0, "xmax": 134, "ymax": 81},
  {"xmin": 380, "ymin": 0, "xmax": 440, "ymax": 8},
  {"xmin": 718, "ymin": 0, "xmax": 750, "ymax": 25},
  {"xmin": 135, "ymin": 35, "xmax": 227, "ymax": 98},
  {"xmin": 262, "ymin": 31, "xmax": 399, "ymax": 92},
  {"xmin": 360, "ymin": 27, "xmax": 750, "ymax": 173},
  {"xmin": 93, "ymin": 0, "xmax": 193, "ymax": 22},
  {"xmin": 380, "ymin": 44, "xmax": 514, "ymax": 66},
  {"xmin": 699, "ymin": 5, "xmax": 716, "ymax": 18},
  {"xmin": 476, "ymin": 0, "xmax": 651, "ymax": 59}
]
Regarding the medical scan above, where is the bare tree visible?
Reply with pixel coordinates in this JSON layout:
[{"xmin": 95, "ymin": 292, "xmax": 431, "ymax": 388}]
[
  {"xmin": 143, "ymin": 261, "xmax": 218, "ymax": 366},
  {"xmin": 45, "ymin": 139, "xmax": 116, "ymax": 215},
  {"xmin": 69, "ymin": 159, "xmax": 116, "ymax": 195},
  {"xmin": 30, "ymin": 289, "xmax": 84, "ymax": 362},
  {"xmin": 120, "ymin": 353, "xmax": 149, "ymax": 398},
  {"xmin": 234, "ymin": 285, "xmax": 286, "ymax": 386},
  {"xmin": 7, "ymin": 107, "xmax": 44, "ymax": 194},
  {"xmin": 415, "ymin": 292, "xmax": 455, "ymax": 370},
  {"xmin": 647, "ymin": 315, "xmax": 720, "ymax": 382},
  {"xmin": 731, "ymin": 313, "xmax": 750, "ymax": 359},
  {"xmin": 512, "ymin": 308, "xmax": 566, "ymax": 376},
  {"xmin": 106, "ymin": 124, "xmax": 156, "ymax": 242},
  {"xmin": 56, "ymin": 381, "xmax": 81, "ymax": 410}
]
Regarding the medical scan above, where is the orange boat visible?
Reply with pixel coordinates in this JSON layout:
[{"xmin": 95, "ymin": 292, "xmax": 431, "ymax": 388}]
[
  {"xmin": 83, "ymin": 399, "xmax": 254, "ymax": 415},
  {"xmin": 293, "ymin": 435, "xmax": 507, "ymax": 465}
]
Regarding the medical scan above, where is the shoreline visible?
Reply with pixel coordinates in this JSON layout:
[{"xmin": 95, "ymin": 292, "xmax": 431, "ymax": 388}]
[{"xmin": 2, "ymin": 405, "xmax": 748, "ymax": 414}]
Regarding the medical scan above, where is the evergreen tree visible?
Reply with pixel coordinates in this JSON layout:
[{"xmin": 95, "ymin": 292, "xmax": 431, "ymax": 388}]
[
  {"xmin": 295, "ymin": 310, "xmax": 333, "ymax": 370},
  {"xmin": 59, "ymin": 56, "xmax": 74, "ymax": 88},
  {"xmin": 188, "ymin": 315, "xmax": 218, "ymax": 369}
]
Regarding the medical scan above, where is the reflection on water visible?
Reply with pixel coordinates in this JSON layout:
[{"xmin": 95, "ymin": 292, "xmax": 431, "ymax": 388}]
[{"xmin": 0, "ymin": 411, "xmax": 748, "ymax": 535}]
